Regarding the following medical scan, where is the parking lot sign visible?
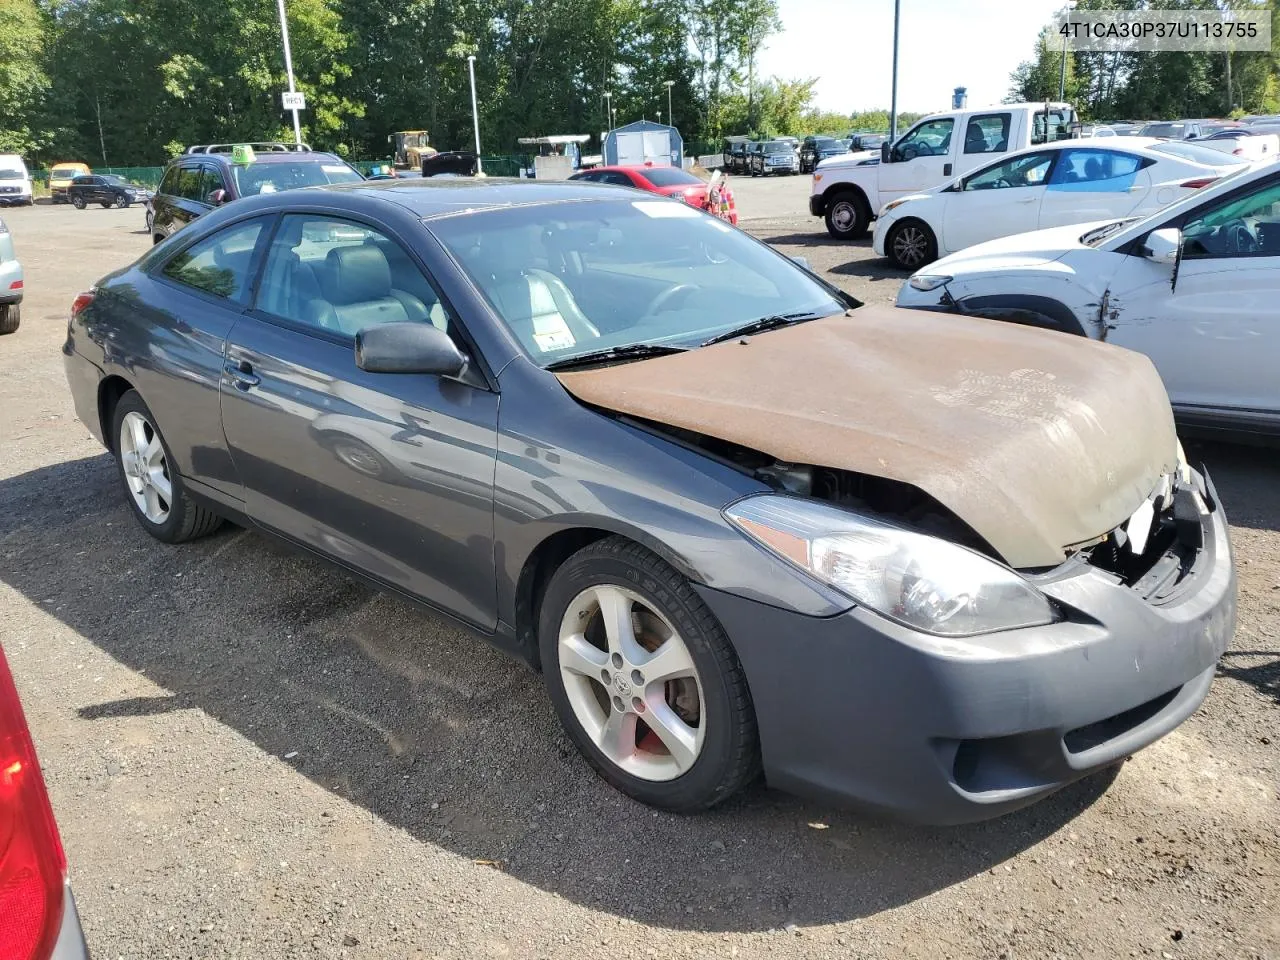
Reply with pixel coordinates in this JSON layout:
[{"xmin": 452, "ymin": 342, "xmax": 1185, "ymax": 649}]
[{"xmin": 282, "ymin": 91, "xmax": 307, "ymax": 110}]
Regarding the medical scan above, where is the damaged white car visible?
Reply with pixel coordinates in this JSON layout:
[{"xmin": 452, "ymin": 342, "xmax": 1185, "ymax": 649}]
[{"xmin": 896, "ymin": 159, "xmax": 1280, "ymax": 438}]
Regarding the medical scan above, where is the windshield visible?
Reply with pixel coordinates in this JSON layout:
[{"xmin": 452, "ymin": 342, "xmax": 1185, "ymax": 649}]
[
  {"xmin": 642, "ymin": 167, "xmax": 702, "ymax": 187},
  {"xmin": 0, "ymin": 169, "xmax": 24, "ymax": 180},
  {"xmin": 429, "ymin": 199, "xmax": 846, "ymax": 366},
  {"xmin": 1149, "ymin": 140, "xmax": 1247, "ymax": 168},
  {"xmin": 232, "ymin": 160, "xmax": 362, "ymax": 194},
  {"xmin": 51, "ymin": 168, "xmax": 83, "ymax": 179},
  {"xmin": 102, "ymin": 175, "xmax": 128, "ymax": 185},
  {"xmin": 764, "ymin": 141, "xmax": 791, "ymax": 153},
  {"xmin": 1140, "ymin": 123, "xmax": 1188, "ymax": 138}
]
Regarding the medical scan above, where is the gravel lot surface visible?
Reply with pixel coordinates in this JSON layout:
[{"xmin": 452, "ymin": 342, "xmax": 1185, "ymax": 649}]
[{"xmin": 0, "ymin": 193, "xmax": 1277, "ymax": 960}]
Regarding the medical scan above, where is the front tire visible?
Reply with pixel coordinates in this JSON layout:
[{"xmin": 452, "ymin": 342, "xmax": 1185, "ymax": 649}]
[
  {"xmin": 538, "ymin": 536, "xmax": 760, "ymax": 812},
  {"xmin": 0, "ymin": 304, "xmax": 19, "ymax": 335},
  {"xmin": 72, "ymin": 195, "xmax": 86, "ymax": 209},
  {"xmin": 116, "ymin": 196, "xmax": 130, "ymax": 209},
  {"xmin": 824, "ymin": 190, "xmax": 870, "ymax": 240},
  {"xmin": 885, "ymin": 219, "xmax": 938, "ymax": 270},
  {"xmin": 111, "ymin": 390, "xmax": 222, "ymax": 543}
]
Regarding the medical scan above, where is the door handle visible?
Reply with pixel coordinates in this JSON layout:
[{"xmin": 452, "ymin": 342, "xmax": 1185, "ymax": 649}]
[
  {"xmin": 1015, "ymin": 196, "xmax": 1037, "ymax": 203},
  {"xmin": 943, "ymin": 163, "xmax": 953, "ymax": 176},
  {"xmin": 225, "ymin": 360, "xmax": 260, "ymax": 390}
]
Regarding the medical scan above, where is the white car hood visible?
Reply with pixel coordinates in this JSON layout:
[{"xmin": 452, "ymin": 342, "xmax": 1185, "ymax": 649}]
[
  {"xmin": 928, "ymin": 219, "xmax": 1116, "ymax": 272},
  {"xmin": 816, "ymin": 150, "xmax": 878, "ymax": 172}
]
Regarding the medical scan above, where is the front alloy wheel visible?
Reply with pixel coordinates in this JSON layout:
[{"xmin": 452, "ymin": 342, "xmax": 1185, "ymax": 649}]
[
  {"xmin": 886, "ymin": 219, "xmax": 938, "ymax": 270},
  {"xmin": 72, "ymin": 195, "xmax": 86, "ymax": 209},
  {"xmin": 539, "ymin": 537, "xmax": 760, "ymax": 811}
]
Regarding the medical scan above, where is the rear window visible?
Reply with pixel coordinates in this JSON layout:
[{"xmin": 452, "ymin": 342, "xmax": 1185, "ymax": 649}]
[
  {"xmin": 641, "ymin": 167, "xmax": 702, "ymax": 187},
  {"xmin": 1149, "ymin": 140, "xmax": 1248, "ymax": 167},
  {"xmin": 51, "ymin": 167, "xmax": 83, "ymax": 178},
  {"xmin": 231, "ymin": 160, "xmax": 363, "ymax": 195}
]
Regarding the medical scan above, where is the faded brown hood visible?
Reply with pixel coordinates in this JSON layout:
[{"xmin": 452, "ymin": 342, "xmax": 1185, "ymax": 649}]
[{"xmin": 556, "ymin": 306, "xmax": 1179, "ymax": 569}]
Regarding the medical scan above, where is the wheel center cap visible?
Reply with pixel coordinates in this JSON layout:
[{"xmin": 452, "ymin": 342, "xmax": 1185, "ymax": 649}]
[{"xmin": 612, "ymin": 673, "xmax": 632, "ymax": 697}]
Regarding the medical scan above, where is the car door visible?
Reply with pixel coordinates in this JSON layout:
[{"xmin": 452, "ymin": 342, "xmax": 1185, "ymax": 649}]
[
  {"xmin": 879, "ymin": 117, "xmax": 956, "ymax": 202},
  {"xmin": 1104, "ymin": 172, "xmax": 1280, "ymax": 423},
  {"xmin": 940, "ymin": 151, "xmax": 1054, "ymax": 253},
  {"xmin": 955, "ymin": 112, "xmax": 1013, "ymax": 177},
  {"xmin": 1040, "ymin": 148, "xmax": 1150, "ymax": 228},
  {"xmin": 219, "ymin": 211, "xmax": 500, "ymax": 628}
]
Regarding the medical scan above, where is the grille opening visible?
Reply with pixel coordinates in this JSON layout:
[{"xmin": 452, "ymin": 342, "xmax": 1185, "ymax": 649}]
[{"xmin": 1063, "ymin": 687, "xmax": 1180, "ymax": 754}]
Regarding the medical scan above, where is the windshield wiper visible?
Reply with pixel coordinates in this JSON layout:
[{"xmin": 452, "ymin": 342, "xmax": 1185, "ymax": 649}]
[
  {"xmin": 700, "ymin": 311, "xmax": 832, "ymax": 347},
  {"xmin": 544, "ymin": 343, "xmax": 688, "ymax": 371}
]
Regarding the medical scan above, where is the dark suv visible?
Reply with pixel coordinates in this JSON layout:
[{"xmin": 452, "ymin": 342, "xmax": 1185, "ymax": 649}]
[
  {"xmin": 799, "ymin": 136, "xmax": 848, "ymax": 173},
  {"xmin": 150, "ymin": 142, "xmax": 363, "ymax": 242},
  {"xmin": 68, "ymin": 173, "xmax": 150, "ymax": 210}
]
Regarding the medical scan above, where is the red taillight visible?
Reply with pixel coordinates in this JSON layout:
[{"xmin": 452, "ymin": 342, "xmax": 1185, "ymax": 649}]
[
  {"xmin": 69, "ymin": 293, "xmax": 93, "ymax": 318},
  {"xmin": 6, "ymin": 281, "xmax": 20, "ymax": 291},
  {"xmin": 1181, "ymin": 177, "xmax": 1218, "ymax": 189},
  {"xmin": 0, "ymin": 648, "xmax": 67, "ymax": 960}
]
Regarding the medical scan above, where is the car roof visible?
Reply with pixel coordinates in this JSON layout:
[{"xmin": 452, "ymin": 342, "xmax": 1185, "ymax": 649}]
[
  {"xmin": 175, "ymin": 151, "xmax": 348, "ymax": 167},
  {"xmin": 269, "ymin": 177, "xmax": 658, "ymax": 219}
]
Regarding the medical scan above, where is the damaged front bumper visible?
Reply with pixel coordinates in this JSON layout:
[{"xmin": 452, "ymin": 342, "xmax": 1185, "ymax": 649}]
[{"xmin": 697, "ymin": 469, "xmax": 1235, "ymax": 825}]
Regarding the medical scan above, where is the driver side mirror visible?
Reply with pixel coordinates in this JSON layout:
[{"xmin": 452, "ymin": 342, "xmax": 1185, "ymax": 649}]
[
  {"xmin": 207, "ymin": 189, "xmax": 229, "ymax": 206},
  {"xmin": 356, "ymin": 322, "xmax": 469, "ymax": 377},
  {"xmin": 880, "ymin": 142, "xmax": 891, "ymax": 164},
  {"xmin": 1143, "ymin": 227, "xmax": 1182, "ymax": 264}
]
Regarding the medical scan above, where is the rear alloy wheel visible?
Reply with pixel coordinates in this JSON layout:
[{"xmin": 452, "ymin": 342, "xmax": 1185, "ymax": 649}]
[
  {"xmin": 0, "ymin": 304, "xmax": 19, "ymax": 335},
  {"xmin": 886, "ymin": 219, "xmax": 938, "ymax": 270},
  {"xmin": 539, "ymin": 536, "xmax": 759, "ymax": 811},
  {"xmin": 824, "ymin": 191, "xmax": 869, "ymax": 240},
  {"xmin": 72, "ymin": 195, "xmax": 86, "ymax": 209},
  {"xmin": 116, "ymin": 196, "xmax": 130, "ymax": 209},
  {"xmin": 112, "ymin": 390, "xmax": 222, "ymax": 543}
]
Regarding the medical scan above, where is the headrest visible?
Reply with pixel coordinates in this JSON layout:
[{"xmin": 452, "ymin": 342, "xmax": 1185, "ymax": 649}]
[{"xmin": 321, "ymin": 245, "xmax": 391, "ymax": 304}]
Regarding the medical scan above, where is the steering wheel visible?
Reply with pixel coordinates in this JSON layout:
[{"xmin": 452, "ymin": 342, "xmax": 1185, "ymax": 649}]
[
  {"xmin": 993, "ymin": 178, "xmax": 1012, "ymax": 189},
  {"xmin": 900, "ymin": 144, "xmax": 920, "ymax": 161},
  {"xmin": 642, "ymin": 284, "xmax": 700, "ymax": 320},
  {"xmin": 1224, "ymin": 219, "xmax": 1258, "ymax": 255}
]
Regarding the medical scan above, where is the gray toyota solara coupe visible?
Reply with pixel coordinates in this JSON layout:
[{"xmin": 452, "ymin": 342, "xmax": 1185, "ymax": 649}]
[{"xmin": 62, "ymin": 178, "xmax": 1236, "ymax": 823}]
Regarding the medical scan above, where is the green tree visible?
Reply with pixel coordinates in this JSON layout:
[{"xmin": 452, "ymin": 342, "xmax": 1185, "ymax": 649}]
[{"xmin": 0, "ymin": 0, "xmax": 51, "ymax": 155}]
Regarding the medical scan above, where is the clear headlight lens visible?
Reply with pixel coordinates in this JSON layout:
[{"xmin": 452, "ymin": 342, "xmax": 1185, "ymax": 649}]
[
  {"xmin": 725, "ymin": 496, "xmax": 1061, "ymax": 637},
  {"xmin": 908, "ymin": 274, "xmax": 951, "ymax": 292}
]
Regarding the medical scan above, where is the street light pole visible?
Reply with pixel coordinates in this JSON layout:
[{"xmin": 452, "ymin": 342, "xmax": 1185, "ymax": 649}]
[
  {"xmin": 604, "ymin": 91, "xmax": 613, "ymax": 131},
  {"xmin": 889, "ymin": 0, "xmax": 901, "ymax": 142},
  {"xmin": 1058, "ymin": 0, "xmax": 1073, "ymax": 102},
  {"xmin": 467, "ymin": 55, "xmax": 483, "ymax": 174},
  {"xmin": 275, "ymin": 0, "xmax": 303, "ymax": 145},
  {"xmin": 664, "ymin": 80, "xmax": 675, "ymax": 127}
]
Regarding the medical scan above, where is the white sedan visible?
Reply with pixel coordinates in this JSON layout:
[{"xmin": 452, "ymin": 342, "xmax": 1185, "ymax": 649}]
[
  {"xmin": 872, "ymin": 137, "xmax": 1246, "ymax": 270},
  {"xmin": 894, "ymin": 159, "xmax": 1280, "ymax": 437}
]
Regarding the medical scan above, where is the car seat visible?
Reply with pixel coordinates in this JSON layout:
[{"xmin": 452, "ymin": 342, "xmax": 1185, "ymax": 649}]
[{"xmin": 306, "ymin": 245, "xmax": 430, "ymax": 336}]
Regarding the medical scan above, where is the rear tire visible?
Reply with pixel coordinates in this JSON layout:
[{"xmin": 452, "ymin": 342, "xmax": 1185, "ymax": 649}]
[
  {"xmin": 0, "ymin": 304, "xmax": 19, "ymax": 335},
  {"xmin": 72, "ymin": 195, "xmax": 86, "ymax": 209},
  {"xmin": 824, "ymin": 190, "xmax": 870, "ymax": 240},
  {"xmin": 885, "ymin": 219, "xmax": 938, "ymax": 270},
  {"xmin": 116, "ymin": 196, "xmax": 130, "ymax": 209},
  {"xmin": 538, "ymin": 536, "xmax": 760, "ymax": 812},
  {"xmin": 111, "ymin": 390, "xmax": 223, "ymax": 543}
]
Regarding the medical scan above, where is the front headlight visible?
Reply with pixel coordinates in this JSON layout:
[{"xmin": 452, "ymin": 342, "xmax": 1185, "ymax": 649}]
[
  {"xmin": 880, "ymin": 198, "xmax": 913, "ymax": 215},
  {"xmin": 907, "ymin": 274, "xmax": 951, "ymax": 292},
  {"xmin": 725, "ymin": 496, "xmax": 1061, "ymax": 637}
]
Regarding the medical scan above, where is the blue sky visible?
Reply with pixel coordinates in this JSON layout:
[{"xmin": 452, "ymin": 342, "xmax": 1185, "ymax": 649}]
[{"xmin": 756, "ymin": 0, "xmax": 1068, "ymax": 113}]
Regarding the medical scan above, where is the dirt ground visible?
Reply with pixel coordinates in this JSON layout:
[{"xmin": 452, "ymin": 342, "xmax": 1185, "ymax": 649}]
[{"xmin": 0, "ymin": 194, "xmax": 1276, "ymax": 960}]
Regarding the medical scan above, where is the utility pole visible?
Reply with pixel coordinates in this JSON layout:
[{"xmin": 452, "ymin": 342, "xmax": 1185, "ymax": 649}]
[
  {"xmin": 275, "ymin": 0, "xmax": 303, "ymax": 145},
  {"xmin": 889, "ymin": 0, "xmax": 901, "ymax": 141},
  {"xmin": 664, "ymin": 80, "xmax": 675, "ymax": 128},
  {"xmin": 467, "ymin": 55, "xmax": 483, "ymax": 174}
]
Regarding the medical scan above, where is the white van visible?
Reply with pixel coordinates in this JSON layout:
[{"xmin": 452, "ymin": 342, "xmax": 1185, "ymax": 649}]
[{"xmin": 0, "ymin": 155, "xmax": 34, "ymax": 207}]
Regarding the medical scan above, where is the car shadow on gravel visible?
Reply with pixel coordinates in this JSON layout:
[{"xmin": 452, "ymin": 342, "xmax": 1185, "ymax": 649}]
[{"xmin": 0, "ymin": 453, "xmax": 1175, "ymax": 933}]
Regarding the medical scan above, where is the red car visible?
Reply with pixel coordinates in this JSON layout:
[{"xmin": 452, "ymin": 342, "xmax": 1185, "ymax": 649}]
[{"xmin": 570, "ymin": 164, "xmax": 738, "ymax": 225}]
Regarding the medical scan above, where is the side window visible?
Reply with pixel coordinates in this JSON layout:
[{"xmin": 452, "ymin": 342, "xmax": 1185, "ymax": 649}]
[
  {"xmin": 601, "ymin": 172, "xmax": 634, "ymax": 186},
  {"xmin": 1182, "ymin": 178, "xmax": 1280, "ymax": 259},
  {"xmin": 1047, "ymin": 150, "xmax": 1144, "ymax": 191},
  {"xmin": 253, "ymin": 215, "xmax": 453, "ymax": 338},
  {"xmin": 963, "ymin": 151, "xmax": 1054, "ymax": 190},
  {"xmin": 175, "ymin": 166, "xmax": 202, "ymax": 201},
  {"xmin": 158, "ymin": 165, "xmax": 180, "ymax": 197},
  {"xmin": 963, "ymin": 114, "xmax": 1011, "ymax": 154},
  {"xmin": 160, "ymin": 218, "xmax": 267, "ymax": 301},
  {"xmin": 892, "ymin": 119, "xmax": 954, "ymax": 162}
]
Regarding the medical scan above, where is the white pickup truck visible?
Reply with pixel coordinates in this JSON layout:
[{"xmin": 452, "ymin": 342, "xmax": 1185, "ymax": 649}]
[{"xmin": 809, "ymin": 101, "xmax": 1078, "ymax": 239}]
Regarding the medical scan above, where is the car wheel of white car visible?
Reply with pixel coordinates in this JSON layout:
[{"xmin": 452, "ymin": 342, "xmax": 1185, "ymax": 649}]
[
  {"xmin": 825, "ymin": 191, "xmax": 869, "ymax": 240},
  {"xmin": 538, "ymin": 536, "xmax": 760, "ymax": 811},
  {"xmin": 886, "ymin": 219, "xmax": 938, "ymax": 270},
  {"xmin": 0, "ymin": 304, "xmax": 19, "ymax": 336}
]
